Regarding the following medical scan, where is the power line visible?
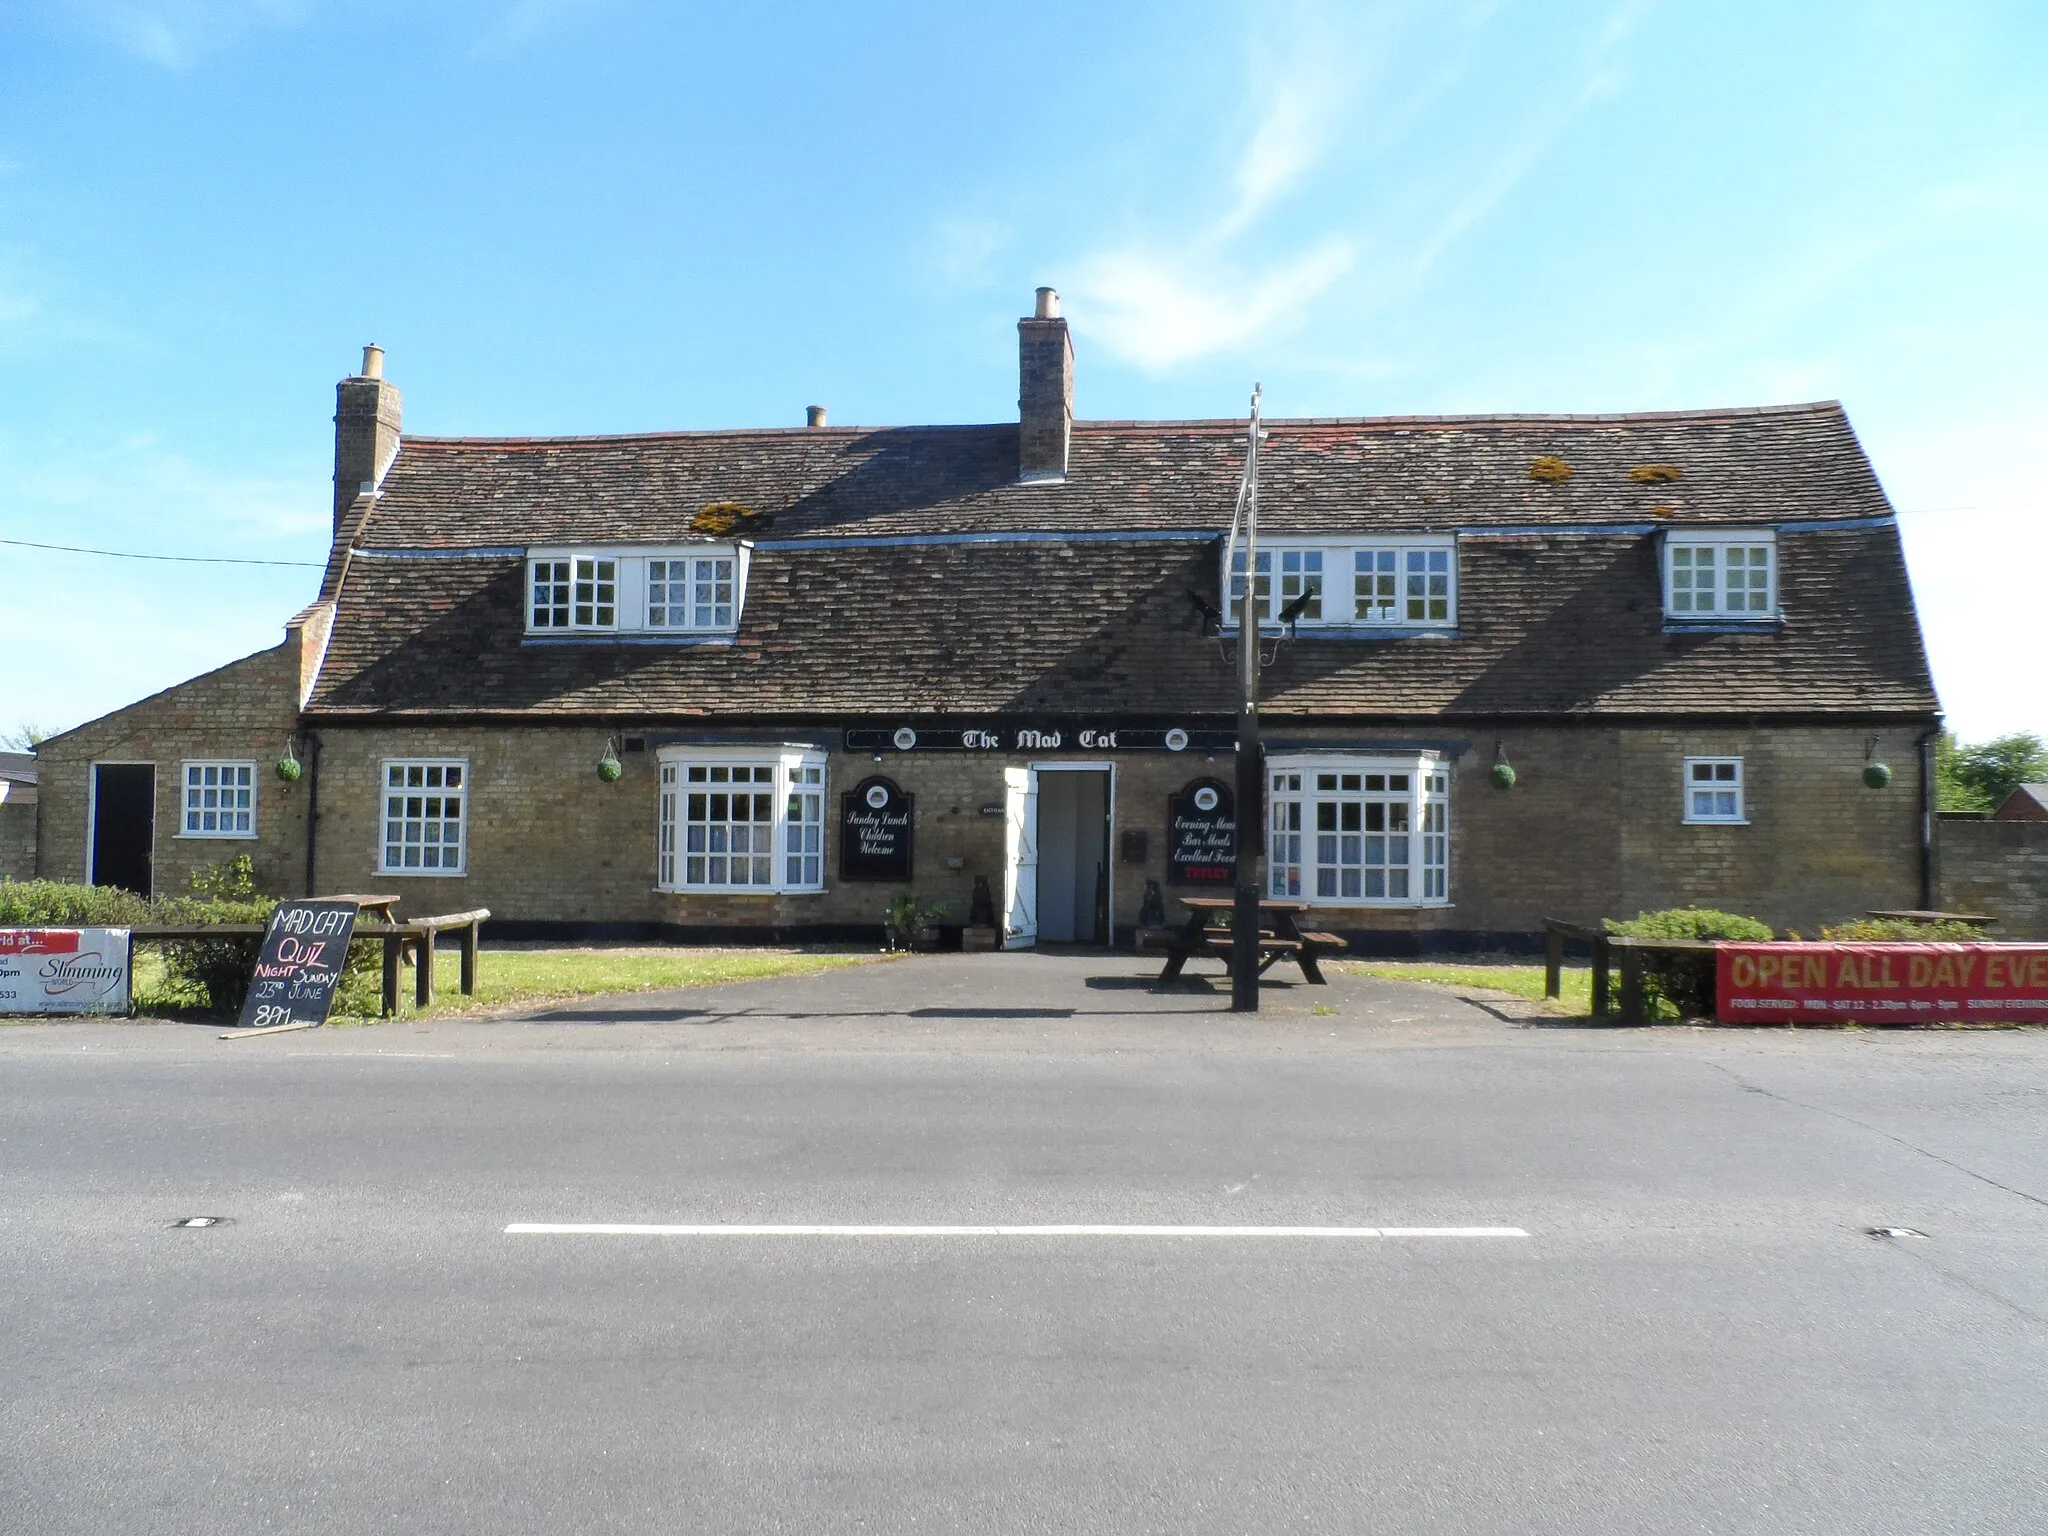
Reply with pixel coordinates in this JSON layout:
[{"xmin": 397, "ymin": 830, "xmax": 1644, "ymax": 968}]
[{"xmin": 0, "ymin": 537, "xmax": 322, "ymax": 568}]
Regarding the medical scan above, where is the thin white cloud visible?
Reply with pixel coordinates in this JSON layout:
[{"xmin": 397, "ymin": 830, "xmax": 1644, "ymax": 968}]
[
  {"xmin": 68, "ymin": 1, "xmax": 306, "ymax": 70},
  {"xmin": 1072, "ymin": 239, "xmax": 1355, "ymax": 372},
  {"xmin": 926, "ymin": 217, "xmax": 1012, "ymax": 289}
]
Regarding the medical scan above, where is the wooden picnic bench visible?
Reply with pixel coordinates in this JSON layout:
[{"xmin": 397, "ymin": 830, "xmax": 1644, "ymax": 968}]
[{"xmin": 1144, "ymin": 896, "xmax": 1350, "ymax": 985}]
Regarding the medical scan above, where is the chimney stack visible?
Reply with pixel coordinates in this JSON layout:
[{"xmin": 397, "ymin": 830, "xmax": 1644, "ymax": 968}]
[
  {"xmin": 333, "ymin": 344, "xmax": 402, "ymax": 539},
  {"xmin": 1017, "ymin": 286, "xmax": 1073, "ymax": 483},
  {"xmin": 806, "ymin": 405, "xmax": 828, "ymax": 428}
]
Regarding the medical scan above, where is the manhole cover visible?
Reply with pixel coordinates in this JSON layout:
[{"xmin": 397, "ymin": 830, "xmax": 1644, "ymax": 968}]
[{"xmin": 170, "ymin": 1217, "xmax": 231, "ymax": 1229}]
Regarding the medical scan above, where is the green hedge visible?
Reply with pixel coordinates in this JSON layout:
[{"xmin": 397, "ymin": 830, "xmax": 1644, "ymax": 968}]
[{"xmin": 1605, "ymin": 907, "xmax": 1774, "ymax": 1018}]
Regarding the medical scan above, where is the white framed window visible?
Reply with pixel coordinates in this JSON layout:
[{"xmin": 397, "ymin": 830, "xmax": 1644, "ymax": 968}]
[
  {"xmin": 1683, "ymin": 757, "xmax": 1745, "ymax": 824},
  {"xmin": 1267, "ymin": 755, "xmax": 1449, "ymax": 906},
  {"xmin": 527, "ymin": 545, "xmax": 746, "ymax": 636},
  {"xmin": 647, "ymin": 554, "xmax": 735, "ymax": 630},
  {"xmin": 655, "ymin": 749, "xmax": 826, "ymax": 894},
  {"xmin": 380, "ymin": 759, "xmax": 467, "ymax": 874},
  {"xmin": 1226, "ymin": 538, "xmax": 1456, "ymax": 629},
  {"xmin": 1665, "ymin": 533, "xmax": 1775, "ymax": 618},
  {"xmin": 530, "ymin": 555, "xmax": 617, "ymax": 630},
  {"xmin": 181, "ymin": 760, "xmax": 255, "ymax": 837}
]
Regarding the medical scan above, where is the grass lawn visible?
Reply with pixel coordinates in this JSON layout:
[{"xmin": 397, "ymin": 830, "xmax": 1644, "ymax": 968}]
[
  {"xmin": 131, "ymin": 943, "xmax": 894, "ymax": 1022},
  {"xmin": 1331, "ymin": 959, "xmax": 1594, "ymax": 1015}
]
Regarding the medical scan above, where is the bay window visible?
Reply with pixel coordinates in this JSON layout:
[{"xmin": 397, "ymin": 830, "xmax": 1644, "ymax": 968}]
[
  {"xmin": 1267, "ymin": 755, "xmax": 1450, "ymax": 906},
  {"xmin": 656, "ymin": 749, "xmax": 826, "ymax": 894}
]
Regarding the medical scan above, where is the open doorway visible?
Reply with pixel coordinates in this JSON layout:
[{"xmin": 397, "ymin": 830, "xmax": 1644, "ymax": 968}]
[
  {"xmin": 90, "ymin": 762, "xmax": 155, "ymax": 898},
  {"xmin": 1032, "ymin": 767, "xmax": 1111, "ymax": 944}
]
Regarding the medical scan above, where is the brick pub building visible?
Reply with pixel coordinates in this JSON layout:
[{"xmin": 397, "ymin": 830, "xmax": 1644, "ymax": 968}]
[{"xmin": 35, "ymin": 290, "xmax": 1942, "ymax": 951}]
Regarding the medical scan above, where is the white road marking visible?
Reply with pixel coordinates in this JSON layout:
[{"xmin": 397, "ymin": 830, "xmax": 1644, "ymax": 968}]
[{"xmin": 504, "ymin": 1223, "xmax": 1528, "ymax": 1238}]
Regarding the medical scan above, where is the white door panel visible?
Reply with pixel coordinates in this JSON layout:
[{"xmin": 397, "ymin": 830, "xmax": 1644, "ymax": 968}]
[{"xmin": 1002, "ymin": 766, "xmax": 1038, "ymax": 949}]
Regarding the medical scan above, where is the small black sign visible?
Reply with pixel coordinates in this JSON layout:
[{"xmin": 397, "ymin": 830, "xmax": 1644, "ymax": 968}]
[
  {"xmin": 236, "ymin": 900, "xmax": 360, "ymax": 1029},
  {"xmin": 1168, "ymin": 778, "xmax": 1236, "ymax": 886},
  {"xmin": 840, "ymin": 776, "xmax": 914, "ymax": 881}
]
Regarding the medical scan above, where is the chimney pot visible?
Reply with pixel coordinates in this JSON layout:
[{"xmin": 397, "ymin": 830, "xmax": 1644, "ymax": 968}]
[
  {"xmin": 360, "ymin": 344, "xmax": 384, "ymax": 380},
  {"xmin": 1034, "ymin": 287, "xmax": 1059, "ymax": 320},
  {"xmin": 806, "ymin": 405, "xmax": 828, "ymax": 428}
]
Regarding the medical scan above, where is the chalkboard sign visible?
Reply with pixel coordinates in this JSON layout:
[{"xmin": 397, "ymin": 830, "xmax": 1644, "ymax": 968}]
[
  {"xmin": 236, "ymin": 900, "xmax": 360, "ymax": 1029},
  {"xmin": 1167, "ymin": 778, "xmax": 1236, "ymax": 885},
  {"xmin": 840, "ymin": 777, "xmax": 914, "ymax": 881}
]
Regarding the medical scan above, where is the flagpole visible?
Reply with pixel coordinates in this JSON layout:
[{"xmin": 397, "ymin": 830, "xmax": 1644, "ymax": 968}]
[{"xmin": 1231, "ymin": 386, "xmax": 1264, "ymax": 1013}]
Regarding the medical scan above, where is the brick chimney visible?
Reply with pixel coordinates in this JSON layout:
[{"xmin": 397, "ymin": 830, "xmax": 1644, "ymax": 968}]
[
  {"xmin": 1017, "ymin": 287, "xmax": 1073, "ymax": 483},
  {"xmin": 333, "ymin": 344, "xmax": 402, "ymax": 538}
]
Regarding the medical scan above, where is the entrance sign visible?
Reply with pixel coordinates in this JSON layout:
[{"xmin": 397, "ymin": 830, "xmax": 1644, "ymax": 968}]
[
  {"xmin": 0, "ymin": 929, "xmax": 132, "ymax": 1014},
  {"xmin": 237, "ymin": 900, "xmax": 360, "ymax": 1030},
  {"xmin": 841, "ymin": 776, "xmax": 914, "ymax": 881},
  {"xmin": 1717, "ymin": 942, "xmax": 2048, "ymax": 1024},
  {"xmin": 846, "ymin": 724, "xmax": 1234, "ymax": 755},
  {"xmin": 1167, "ymin": 779, "xmax": 1236, "ymax": 885}
]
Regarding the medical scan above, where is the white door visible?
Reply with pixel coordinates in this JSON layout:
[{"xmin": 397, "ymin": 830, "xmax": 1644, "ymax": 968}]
[{"xmin": 1001, "ymin": 766, "xmax": 1039, "ymax": 950}]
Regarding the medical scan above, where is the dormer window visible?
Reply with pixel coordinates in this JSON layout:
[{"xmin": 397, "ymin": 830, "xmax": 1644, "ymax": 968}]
[
  {"xmin": 1664, "ymin": 532, "xmax": 1776, "ymax": 619},
  {"xmin": 525, "ymin": 545, "xmax": 747, "ymax": 638},
  {"xmin": 1226, "ymin": 537, "xmax": 1456, "ymax": 629},
  {"xmin": 530, "ymin": 556, "xmax": 616, "ymax": 630}
]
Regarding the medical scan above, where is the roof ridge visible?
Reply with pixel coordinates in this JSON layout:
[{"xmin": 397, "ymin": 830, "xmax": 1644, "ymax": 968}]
[{"xmin": 395, "ymin": 401, "xmax": 1846, "ymax": 449}]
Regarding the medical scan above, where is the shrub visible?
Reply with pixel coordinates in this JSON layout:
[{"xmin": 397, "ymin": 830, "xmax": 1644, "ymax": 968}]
[
  {"xmin": 1820, "ymin": 917, "xmax": 1984, "ymax": 942},
  {"xmin": 1605, "ymin": 907, "xmax": 1774, "ymax": 1018},
  {"xmin": 0, "ymin": 880, "xmax": 152, "ymax": 927}
]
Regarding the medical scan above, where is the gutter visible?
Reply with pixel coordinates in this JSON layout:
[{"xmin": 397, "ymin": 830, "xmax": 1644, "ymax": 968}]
[
  {"xmin": 304, "ymin": 731, "xmax": 322, "ymax": 898},
  {"xmin": 1917, "ymin": 726, "xmax": 1939, "ymax": 908}
]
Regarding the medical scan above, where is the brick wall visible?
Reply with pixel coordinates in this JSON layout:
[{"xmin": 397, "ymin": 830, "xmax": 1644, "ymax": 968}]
[
  {"xmin": 0, "ymin": 800, "xmax": 34, "ymax": 882},
  {"xmin": 1937, "ymin": 820, "xmax": 2048, "ymax": 940},
  {"xmin": 303, "ymin": 720, "xmax": 1923, "ymax": 945},
  {"xmin": 34, "ymin": 645, "xmax": 309, "ymax": 898}
]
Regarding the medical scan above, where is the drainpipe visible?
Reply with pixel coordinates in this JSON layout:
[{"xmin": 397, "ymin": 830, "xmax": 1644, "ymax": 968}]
[
  {"xmin": 1916, "ymin": 726, "xmax": 1938, "ymax": 909},
  {"xmin": 303, "ymin": 731, "xmax": 323, "ymax": 897}
]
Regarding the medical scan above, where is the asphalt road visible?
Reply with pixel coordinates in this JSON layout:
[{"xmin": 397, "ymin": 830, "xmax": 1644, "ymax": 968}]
[{"xmin": 4, "ymin": 952, "xmax": 2046, "ymax": 1534}]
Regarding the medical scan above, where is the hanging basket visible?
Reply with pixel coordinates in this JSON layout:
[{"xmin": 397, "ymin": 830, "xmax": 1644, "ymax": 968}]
[
  {"xmin": 1862, "ymin": 761, "xmax": 1892, "ymax": 789},
  {"xmin": 275, "ymin": 753, "xmax": 302, "ymax": 783},
  {"xmin": 597, "ymin": 753, "xmax": 624, "ymax": 783},
  {"xmin": 1491, "ymin": 762, "xmax": 1517, "ymax": 790}
]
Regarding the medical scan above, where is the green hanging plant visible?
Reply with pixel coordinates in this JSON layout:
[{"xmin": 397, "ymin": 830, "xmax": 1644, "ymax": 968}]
[
  {"xmin": 1863, "ymin": 761, "xmax": 1892, "ymax": 789},
  {"xmin": 1491, "ymin": 762, "xmax": 1517, "ymax": 790},
  {"xmin": 597, "ymin": 752, "xmax": 623, "ymax": 783},
  {"xmin": 275, "ymin": 744, "xmax": 302, "ymax": 782}
]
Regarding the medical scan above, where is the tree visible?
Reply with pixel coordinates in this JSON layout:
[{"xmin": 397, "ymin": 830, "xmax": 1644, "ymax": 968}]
[
  {"xmin": 1, "ymin": 722, "xmax": 51, "ymax": 752},
  {"xmin": 1937, "ymin": 730, "xmax": 2048, "ymax": 813}
]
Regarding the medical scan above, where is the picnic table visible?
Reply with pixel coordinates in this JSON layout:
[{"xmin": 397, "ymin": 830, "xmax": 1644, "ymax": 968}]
[{"xmin": 1142, "ymin": 896, "xmax": 1349, "ymax": 985}]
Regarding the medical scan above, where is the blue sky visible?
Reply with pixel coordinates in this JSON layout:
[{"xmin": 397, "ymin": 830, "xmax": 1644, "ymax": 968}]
[{"xmin": 2, "ymin": 0, "xmax": 2043, "ymax": 742}]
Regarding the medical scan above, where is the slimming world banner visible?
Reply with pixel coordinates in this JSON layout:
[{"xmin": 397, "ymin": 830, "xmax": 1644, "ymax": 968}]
[{"xmin": 0, "ymin": 928, "xmax": 133, "ymax": 1014}]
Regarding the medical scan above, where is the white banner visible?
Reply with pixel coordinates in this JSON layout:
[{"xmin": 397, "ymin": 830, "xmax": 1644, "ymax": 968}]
[{"xmin": 0, "ymin": 928, "xmax": 133, "ymax": 1015}]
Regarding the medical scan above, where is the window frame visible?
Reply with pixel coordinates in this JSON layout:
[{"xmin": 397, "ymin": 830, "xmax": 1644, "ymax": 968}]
[
  {"xmin": 1682, "ymin": 756, "xmax": 1746, "ymax": 825},
  {"xmin": 655, "ymin": 747, "xmax": 828, "ymax": 896},
  {"xmin": 525, "ymin": 544, "xmax": 748, "ymax": 638},
  {"xmin": 1224, "ymin": 535, "xmax": 1457, "ymax": 631},
  {"xmin": 1662, "ymin": 530, "xmax": 1778, "ymax": 620},
  {"xmin": 1265, "ymin": 753, "xmax": 1451, "ymax": 908},
  {"xmin": 178, "ymin": 759, "xmax": 257, "ymax": 839},
  {"xmin": 378, "ymin": 757, "xmax": 470, "ymax": 877}
]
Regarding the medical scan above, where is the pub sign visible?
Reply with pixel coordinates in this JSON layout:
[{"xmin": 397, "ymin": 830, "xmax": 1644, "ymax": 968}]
[
  {"xmin": 1168, "ymin": 778, "xmax": 1236, "ymax": 886},
  {"xmin": 841, "ymin": 776, "xmax": 914, "ymax": 881}
]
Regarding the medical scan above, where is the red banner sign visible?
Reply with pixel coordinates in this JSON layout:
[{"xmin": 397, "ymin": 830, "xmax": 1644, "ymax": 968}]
[
  {"xmin": 0, "ymin": 930, "xmax": 81, "ymax": 955},
  {"xmin": 1717, "ymin": 943, "xmax": 2048, "ymax": 1024}
]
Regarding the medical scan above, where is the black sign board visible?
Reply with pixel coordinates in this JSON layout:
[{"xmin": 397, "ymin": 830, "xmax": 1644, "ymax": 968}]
[
  {"xmin": 1168, "ymin": 778, "xmax": 1236, "ymax": 886},
  {"xmin": 840, "ymin": 776, "xmax": 914, "ymax": 881},
  {"xmin": 236, "ymin": 899, "xmax": 360, "ymax": 1029},
  {"xmin": 844, "ymin": 723, "xmax": 1236, "ymax": 755}
]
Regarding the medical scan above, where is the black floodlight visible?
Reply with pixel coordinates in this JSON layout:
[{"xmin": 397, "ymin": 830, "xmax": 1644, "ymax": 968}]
[
  {"xmin": 1186, "ymin": 590, "xmax": 1224, "ymax": 634},
  {"xmin": 1277, "ymin": 589, "xmax": 1316, "ymax": 627}
]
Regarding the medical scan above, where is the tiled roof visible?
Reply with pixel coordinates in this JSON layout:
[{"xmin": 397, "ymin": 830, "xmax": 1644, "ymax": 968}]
[
  {"xmin": 358, "ymin": 401, "xmax": 1892, "ymax": 547},
  {"xmin": 0, "ymin": 751, "xmax": 37, "ymax": 784},
  {"xmin": 306, "ymin": 525, "xmax": 1938, "ymax": 720}
]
